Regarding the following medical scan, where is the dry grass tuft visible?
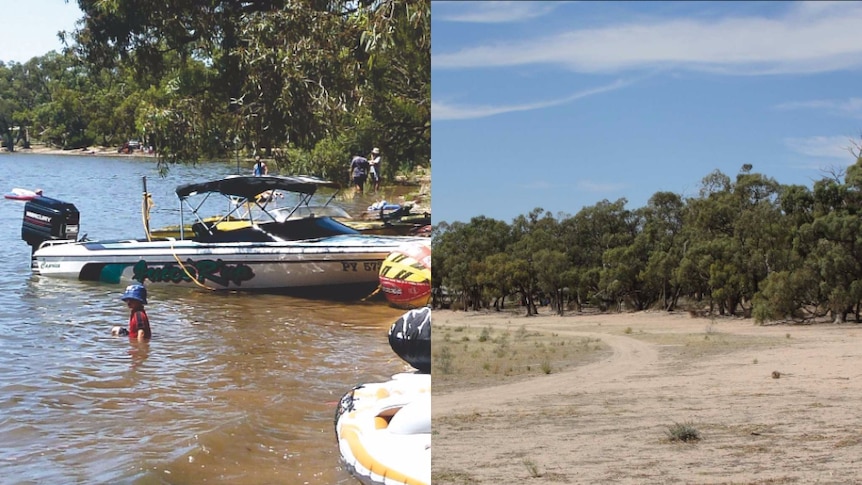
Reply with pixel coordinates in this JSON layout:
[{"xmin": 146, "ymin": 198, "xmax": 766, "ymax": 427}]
[{"xmin": 432, "ymin": 321, "xmax": 608, "ymax": 394}]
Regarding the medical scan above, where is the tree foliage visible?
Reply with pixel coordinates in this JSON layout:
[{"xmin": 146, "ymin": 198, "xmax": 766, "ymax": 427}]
[
  {"xmin": 1, "ymin": 0, "xmax": 429, "ymax": 179},
  {"xmin": 432, "ymin": 159, "xmax": 862, "ymax": 324}
]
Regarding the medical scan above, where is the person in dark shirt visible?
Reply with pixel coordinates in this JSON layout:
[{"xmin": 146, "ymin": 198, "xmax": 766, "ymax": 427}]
[
  {"xmin": 116, "ymin": 284, "xmax": 152, "ymax": 340},
  {"xmin": 349, "ymin": 155, "xmax": 370, "ymax": 193}
]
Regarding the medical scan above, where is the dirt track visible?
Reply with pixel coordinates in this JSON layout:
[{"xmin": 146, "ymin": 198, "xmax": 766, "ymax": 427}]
[{"xmin": 432, "ymin": 310, "xmax": 862, "ymax": 484}]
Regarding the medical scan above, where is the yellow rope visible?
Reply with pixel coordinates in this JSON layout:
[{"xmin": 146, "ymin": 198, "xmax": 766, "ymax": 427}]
[
  {"xmin": 360, "ymin": 284, "xmax": 382, "ymax": 301},
  {"xmin": 169, "ymin": 240, "xmax": 216, "ymax": 291},
  {"xmin": 142, "ymin": 193, "xmax": 154, "ymax": 241}
]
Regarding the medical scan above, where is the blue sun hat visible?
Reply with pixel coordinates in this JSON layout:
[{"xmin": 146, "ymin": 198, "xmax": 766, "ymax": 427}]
[{"xmin": 120, "ymin": 284, "xmax": 148, "ymax": 304}]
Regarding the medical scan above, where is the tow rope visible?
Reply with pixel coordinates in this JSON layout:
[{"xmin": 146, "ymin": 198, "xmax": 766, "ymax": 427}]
[{"xmin": 169, "ymin": 240, "xmax": 217, "ymax": 291}]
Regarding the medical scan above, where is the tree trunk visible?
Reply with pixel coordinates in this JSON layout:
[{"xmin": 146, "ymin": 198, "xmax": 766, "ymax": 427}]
[{"xmin": 832, "ymin": 309, "xmax": 845, "ymax": 324}]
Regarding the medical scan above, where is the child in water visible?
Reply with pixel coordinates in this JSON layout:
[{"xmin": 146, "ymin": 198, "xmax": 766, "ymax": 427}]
[{"xmin": 112, "ymin": 284, "xmax": 152, "ymax": 340}]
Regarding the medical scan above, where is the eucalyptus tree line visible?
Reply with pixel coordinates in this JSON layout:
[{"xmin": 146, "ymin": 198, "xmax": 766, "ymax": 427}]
[
  {"xmin": 433, "ymin": 159, "xmax": 862, "ymax": 323},
  {"xmin": 2, "ymin": 0, "xmax": 429, "ymax": 179}
]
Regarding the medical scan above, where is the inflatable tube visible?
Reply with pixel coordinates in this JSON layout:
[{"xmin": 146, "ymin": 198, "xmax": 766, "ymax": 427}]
[
  {"xmin": 388, "ymin": 307, "xmax": 431, "ymax": 373},
  {"xmin": 335, "ymin": 373, "xmax": 431, "ymax": 485},
  {"xmin": 378, "ymin": 242, "xmax": 431, "ymax": 309}
]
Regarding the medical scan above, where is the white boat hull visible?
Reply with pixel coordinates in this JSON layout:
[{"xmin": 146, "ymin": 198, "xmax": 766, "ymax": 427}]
[{"xmin": 33, "ymin": 235, "xmax": 427, "ymax": 291}]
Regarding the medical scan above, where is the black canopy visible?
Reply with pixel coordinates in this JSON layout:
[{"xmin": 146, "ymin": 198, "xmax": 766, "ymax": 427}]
[{"xmin": 175, "ymin": 175, "xmax": 341, "ymax": 199}]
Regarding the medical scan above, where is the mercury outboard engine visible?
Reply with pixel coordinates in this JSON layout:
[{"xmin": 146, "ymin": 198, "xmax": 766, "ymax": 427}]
[
  {"xmin": 21, "ymin": 196, "xmax": 80, "ymax": 260},
  {"xmin": 388, "ymin": 307, "xmax": 431, "ymax": 373}
]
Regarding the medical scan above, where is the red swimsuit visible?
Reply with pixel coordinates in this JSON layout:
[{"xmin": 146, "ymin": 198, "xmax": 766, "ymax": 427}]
[{"xmin": 128, "ymin": 310, "xmax": 152, "ymax": 339}]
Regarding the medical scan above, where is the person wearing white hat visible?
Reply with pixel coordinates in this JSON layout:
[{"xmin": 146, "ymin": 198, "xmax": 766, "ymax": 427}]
[{"xmin": 368, "ymin": 147, "xmax": 382, "ymax": 192}]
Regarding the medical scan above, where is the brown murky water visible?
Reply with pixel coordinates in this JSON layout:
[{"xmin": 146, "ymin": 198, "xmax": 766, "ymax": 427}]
[{"xmin": 0, "ymin": 154, "xmax": 417, "ymax": 483}]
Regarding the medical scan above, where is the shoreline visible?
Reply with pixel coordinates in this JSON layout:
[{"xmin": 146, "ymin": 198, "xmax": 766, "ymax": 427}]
[{"xmin": 5, "ymin": 145, "xmax": 155, "ymax": 158}]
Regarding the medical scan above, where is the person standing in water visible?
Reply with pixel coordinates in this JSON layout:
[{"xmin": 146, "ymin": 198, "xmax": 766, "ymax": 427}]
[
  {"xmin": 349, "ymin": 154, "xmax": 370, "ymax": 193},
  {"xmin": 114, "ymin": 284, "xmax": 152, "ymax": 340},
  {"xmin": 253, "ymin": 155, "xmax": 268, "ymax": 176},
  {"xmin": 368, "ymin": 147, "xmax": 382, "ymax": 192}
]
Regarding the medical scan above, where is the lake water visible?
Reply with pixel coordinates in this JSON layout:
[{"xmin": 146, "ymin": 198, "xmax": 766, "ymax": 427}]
[{"xmin": 0, "ymin": 152, "xmax": 413, "ymax": 484}]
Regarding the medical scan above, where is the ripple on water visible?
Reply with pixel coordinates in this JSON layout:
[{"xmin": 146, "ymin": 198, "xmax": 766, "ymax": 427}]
[{"xmin": 0, "ymin": 154, "xmax": 415, "ymax": 483}]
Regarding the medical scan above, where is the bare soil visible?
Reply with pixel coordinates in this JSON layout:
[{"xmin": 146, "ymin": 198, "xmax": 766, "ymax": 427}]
[{"xmin": 432, "ymin": 309, "xmax": 862, "ymax": 484}]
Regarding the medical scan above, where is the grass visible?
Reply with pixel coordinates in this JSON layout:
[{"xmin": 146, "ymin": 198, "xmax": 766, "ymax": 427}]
[
  {"xmin": 623, "ymin": 330, "xmax": 787, "ymax": 365},
  {"xmin": 666, "ymin": 421, "xmax": 701, "ymax": 443},
  {"xmin": 432, "ymin": 322, "xmax": 608, "ymax": 393},
  {"xmin": 437, "ymin": 346, "xmax": 454, "ymax": 375},
  {"xmin": 523, "ymin": 458, "xmax": 542, "ymax": 478}
]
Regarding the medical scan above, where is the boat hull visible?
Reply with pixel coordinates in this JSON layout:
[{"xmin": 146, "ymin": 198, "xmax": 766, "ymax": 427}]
[
  {"xmin": 5, "ymin": 188, "xmax": 40, "ymax": 201},
  {"xmin": 32, "ymin": 235, "xmax": 427, "ymax": 292}
]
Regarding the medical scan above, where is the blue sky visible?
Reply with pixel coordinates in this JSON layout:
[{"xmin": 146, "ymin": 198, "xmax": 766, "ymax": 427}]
[
  {"xmin": 0, "ymin": 0, "xmax": 83, "ymax": 64},
  {"xmin": 432, "ymin": 1, "xmax": 862, "ymax": 224}
]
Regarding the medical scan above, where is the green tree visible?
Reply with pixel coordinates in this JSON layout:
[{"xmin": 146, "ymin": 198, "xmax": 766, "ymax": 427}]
[
  {"xmin": 431, "ymin": 216, "xmax": 512, "ymax": 311},
  {"xmin": 71, "ymin": 0, "xmax": 430, "ymax": 174}
]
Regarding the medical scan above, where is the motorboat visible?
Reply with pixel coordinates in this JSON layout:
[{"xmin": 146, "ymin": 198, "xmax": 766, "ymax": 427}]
[
  {"xmin": 335, "ymin": 308, "xmax": 431, "ymax": 485},
  {"xmin": 5, "ymin": 187, "xmax": 42, "ymax": 201},
  {"xmin": 350, "ymin": 203, "xmax": 431, "ymax": 237},
  {"xmin": 21, "ymin": 175, "xmax": 426, "ymax": 294}
]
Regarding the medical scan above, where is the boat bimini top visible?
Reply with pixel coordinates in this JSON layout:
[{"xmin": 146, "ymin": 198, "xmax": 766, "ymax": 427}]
[{"xmin": 174, "ymin": 175, "xmax": 347, "ymax": 240}]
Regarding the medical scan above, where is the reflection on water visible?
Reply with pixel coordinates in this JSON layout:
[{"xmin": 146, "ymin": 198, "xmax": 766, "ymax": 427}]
[{"xmin": 0, "ymin": 153, "xmax": 416, "ymax": 483}]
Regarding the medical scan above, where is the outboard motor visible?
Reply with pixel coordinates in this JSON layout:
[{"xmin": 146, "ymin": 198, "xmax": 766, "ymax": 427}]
[
  {"xmin": 388, "ymin": 307, "xmax": 431, "ymax": 373},
  {"xmin": 21, "ymin": 196, "xmax": 80, "ymax": 259}
]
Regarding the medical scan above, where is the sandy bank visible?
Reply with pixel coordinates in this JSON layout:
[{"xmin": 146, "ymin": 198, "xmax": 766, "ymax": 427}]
[
  {"xmin": 7, "ymin": 145, "xmax": 154, "ymax": 158},
  {"xmin": 432, "ymin": 309, "xmax": 862, "ymax": 484}
]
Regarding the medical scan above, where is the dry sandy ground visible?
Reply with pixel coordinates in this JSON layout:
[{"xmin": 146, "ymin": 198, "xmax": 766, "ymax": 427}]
[{"xmin": 432, "ymin": 310, "xmax": 862, "ymax": 484}]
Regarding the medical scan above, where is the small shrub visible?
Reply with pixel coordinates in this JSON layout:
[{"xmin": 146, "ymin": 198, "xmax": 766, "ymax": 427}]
[
  {"xmin": 523, "ymin": 458, "xmax": 542, "ymax": 478},
  {"xmin": 540, "ymin": 360, "xmax": 552, "ymax": 374},
  {"xmin": 624, "ymin": 327, "xmax": 633, "ymax": 334},
  {"xmin": 478, "ymin": 327, "xmax": 491, "ymax": 342},
  {"xmin": 666, "ymin": 421, "xmax": 701, "ymax": 443},
  {"xmin": 437, "ymin": 346, "xmax": 454, "ymax": 375}
]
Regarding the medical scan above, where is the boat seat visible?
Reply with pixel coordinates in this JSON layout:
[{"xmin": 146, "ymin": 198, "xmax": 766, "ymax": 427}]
[
  {"xmin": 191, "ymin": 221, "xmax": 277, "ymax": 243},
  {"xmin": 216, "ymin": 220, "xmax": 252, "ymax": 231}
]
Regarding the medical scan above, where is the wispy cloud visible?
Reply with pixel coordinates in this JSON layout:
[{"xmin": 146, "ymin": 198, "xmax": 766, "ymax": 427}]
[
  {"xmin": 775, "ymin": 98, "xmax": 862, "ymax": 118},
  {"xmin": 435, "ymin": 1, "xmax": 560, "ymax": 24},
  {"xmin": 577, "ymin": 180, "xmax": 628, "ymax": 193},
  {"xmin": 784, "ymin": 135, "xmax": 857, "ymax": 161},
  {"xmin": 434, "ymin": 2, "xmax": 862, "ymax": 75},
  {"xmin": 518, "ymin": 181, "xmax": 557, "ymax": 190},
  {"xmin": 432, "ymin": 79, "xmax": 629, "ymax": 121}
]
